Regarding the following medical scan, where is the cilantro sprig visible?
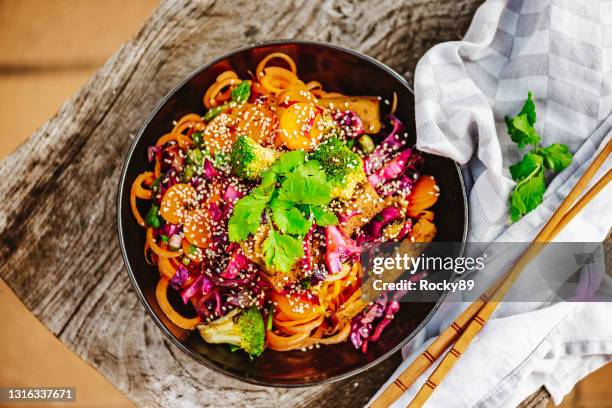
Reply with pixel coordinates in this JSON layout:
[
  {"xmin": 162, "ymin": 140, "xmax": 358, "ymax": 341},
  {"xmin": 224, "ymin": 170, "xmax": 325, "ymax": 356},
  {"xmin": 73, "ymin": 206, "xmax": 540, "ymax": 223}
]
[
  {"xmin": 228, "ymin": 151, "xmax": 338, "ymax": 272},
  {"xmin": 506, "ymin": 92, "xmax": 573, "ymax": 222}
]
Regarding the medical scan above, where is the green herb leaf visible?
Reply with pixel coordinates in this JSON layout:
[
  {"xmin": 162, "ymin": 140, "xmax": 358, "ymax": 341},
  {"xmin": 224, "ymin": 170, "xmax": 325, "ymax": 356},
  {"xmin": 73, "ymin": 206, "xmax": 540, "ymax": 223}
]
[
  {"xmin": 294, "ymin": 161, "xmax": 332, "ymax": 205},
  {"xmin": 520, "ymin": 91, "xmax": 537, "ymax": 125},
  {"xmin": 537, "ymin": 143, "xmax": 573, "ymax": 172},
  {"xmin": 262, "ymin": 229, "xmax": 304, "ymax": 273},
  {"xmin": 270, "ymin": 199, "xmax": 312, "ymax": 235},
  {"xmin": 510, "ymin": 167, "xmax": 545, "ymax": 222},
  {"xmin": 509, "ymin": 152, "xmax": 543, "ymax": 181},
  {"xmin": 270, "ymin": 151, "xmax": 306, "ymax": 176},
  {"xmin": 160, "ymin": 234, "xmax": 169, "ymax": 244},
  {"xmin": 506, "ymin": 92, "xmax": 573, "ymax": 223},
  {"xmin": 228, "ymin": 194, "xmax": 269, "ymax": 242},
  {"xmin": 145, "ymin": 204, "xmax": 162, "ymax": 228},
  {"xmin": 231, "ymin": 81, "xmax": 251, "ymax": 104},
  {"xmin": 310, "ymin": 205, "xmax": 338, "ymax": 226},
  {"xmin": 507, "ymin": 113, "xmax": 541, "ymax": 148}
]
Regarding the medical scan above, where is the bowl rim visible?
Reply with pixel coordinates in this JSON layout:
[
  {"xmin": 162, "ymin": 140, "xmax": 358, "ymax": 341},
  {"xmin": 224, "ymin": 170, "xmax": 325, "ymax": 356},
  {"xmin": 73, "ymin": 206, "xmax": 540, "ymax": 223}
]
[{"xmin": 116, "ymin": 39, "xmax": 469, "ymax": 388}]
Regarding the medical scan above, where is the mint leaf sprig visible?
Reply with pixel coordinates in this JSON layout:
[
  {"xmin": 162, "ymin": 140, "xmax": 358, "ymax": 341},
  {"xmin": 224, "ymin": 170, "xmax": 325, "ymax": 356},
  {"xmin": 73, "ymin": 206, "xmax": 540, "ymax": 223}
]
[
  {"xmin": 228, "ymin": 150, "xmax": 338, "ymax": 273},
  {"xmin": 506, "ymin": 92, "xmax": 573, "ymax": 222}
]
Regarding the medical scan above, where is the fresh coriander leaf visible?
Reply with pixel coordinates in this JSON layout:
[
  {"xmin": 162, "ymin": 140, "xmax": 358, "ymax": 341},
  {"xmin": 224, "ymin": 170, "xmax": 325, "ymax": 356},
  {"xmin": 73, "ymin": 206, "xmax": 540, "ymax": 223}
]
[
  {"xmin": 310, "ymin": 205, "xmax": 338, "ymax": 226},
  {"xmin": 296, "ymin": 161, "xmax": 333, "ymax": 205},
  {"xmin": 160, "ymin": 234, "xmax": 169, "ymax": 244},
  {"xmin": 537, "ymin": 144, "xmax": 573, "ymax": 172},
  {"xmin": 262, "ymin": 229, "xmax": 304, "ymax": 273},
  {"xmin": 145, "ymin": 204, "xmax": 161, "ymax": 228},
  {"xmin": 520, "ymin": 91, "xmax": 536, "ymax": 125},
  {"xmin": 509, "ymin": 167, "xmax": 545, "ymax": 222},
  {"xmin": 228, "ymin": 194, "xmax": 268, "ymax": 241},
  {"xmin": 271, "ymin": 151, "xmax": 306, "ymax": 176},
  {"xmin": 270, "ymin": 199, "xmax": 312, "ymax": 235},
  {"xmin": 299, "ymin": 159, "xmax": 326, "ymax": 179},
  {"xmin": 278, "ymin": 170, "xmax": 307, "ymax": 203},
  {"xmin": 231, "ymin": 81, "xmax": 251, "ymax": 104},
  {"xmin": 252, "ymin": 171, "xmax": 277, "ymax": 199},
  {"xmin": 507, "ymin": 113, "xmax": 541, "ymax": 148},
  {"xmin": 509, "ymin": 152, "xmax": 543, "ymax": 181}
]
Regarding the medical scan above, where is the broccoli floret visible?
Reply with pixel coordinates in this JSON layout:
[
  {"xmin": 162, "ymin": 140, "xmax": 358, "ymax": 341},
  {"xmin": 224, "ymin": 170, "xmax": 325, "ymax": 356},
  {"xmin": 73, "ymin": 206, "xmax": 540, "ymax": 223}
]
[
  {"xmin": 230, "ymin": 135, "xmax": 280, "ymax": 180},
  {"xmin": 197, "ymin": 306, "xmax": 265, "ymax": 358},
  {"xmin": 309, "ymin": 137, "xmax": 366, "ymax": 199}
]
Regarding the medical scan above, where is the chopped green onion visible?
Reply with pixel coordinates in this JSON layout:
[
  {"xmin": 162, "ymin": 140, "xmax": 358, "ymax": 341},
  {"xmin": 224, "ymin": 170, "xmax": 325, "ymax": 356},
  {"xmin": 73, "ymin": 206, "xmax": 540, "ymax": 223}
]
[
  {"xmin": 358, "ymin": 134, "xmax": 375, "ymax": 154},
  {"xmin": 182, "ymin": 164, "xmax": 196, "ymax": 182},
  {"xmin": 192, "ymin": 131, "xmax": 204, "ymax": 148},
  {"xmin": 187, "ymin": 149, "xmax": 204, "ymax": 165},
  {"xmin": 203, "ymin": 105, "xmax": 224, "ymax": 121},
  {"xmin": 266, "ymin": 306, "xmax": 274, "ymax": 331},
  {"xmin": 181, "ymin": 257, "xmax": 191, "ymax": 266}
]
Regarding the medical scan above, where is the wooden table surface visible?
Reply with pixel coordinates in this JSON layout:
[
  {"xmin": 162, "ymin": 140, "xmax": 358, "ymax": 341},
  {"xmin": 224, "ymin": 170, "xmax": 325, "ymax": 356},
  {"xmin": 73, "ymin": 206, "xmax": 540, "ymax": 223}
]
[{"xmin": 0, "ymin": 0, "xmax": 516, "ymax": 406}]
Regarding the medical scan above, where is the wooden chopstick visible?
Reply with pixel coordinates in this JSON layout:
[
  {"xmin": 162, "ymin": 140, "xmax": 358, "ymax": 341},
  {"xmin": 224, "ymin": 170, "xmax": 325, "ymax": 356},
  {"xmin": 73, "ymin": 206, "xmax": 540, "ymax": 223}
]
[
  {"xmin": 405, "ymin": 142, "xmax": 611, "ymax": 408},
  {"xmin": 371, "ymin": 139, "xmax": 611, "ymax": 408}
]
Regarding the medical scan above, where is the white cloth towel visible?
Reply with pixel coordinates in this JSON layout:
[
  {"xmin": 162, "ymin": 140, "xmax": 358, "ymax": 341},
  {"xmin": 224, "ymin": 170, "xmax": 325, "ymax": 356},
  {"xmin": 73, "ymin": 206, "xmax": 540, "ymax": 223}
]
[{"xmin": 370, "ymin": 0, "xmax": 612, "ymax": 406}]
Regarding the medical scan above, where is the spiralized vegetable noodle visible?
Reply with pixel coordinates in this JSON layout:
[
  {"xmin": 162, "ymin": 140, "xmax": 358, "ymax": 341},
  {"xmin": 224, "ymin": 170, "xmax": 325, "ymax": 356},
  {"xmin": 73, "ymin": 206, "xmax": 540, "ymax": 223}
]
[{"xmin": 130, "ymin": 52, "xmax": 440, "ymax": 357}]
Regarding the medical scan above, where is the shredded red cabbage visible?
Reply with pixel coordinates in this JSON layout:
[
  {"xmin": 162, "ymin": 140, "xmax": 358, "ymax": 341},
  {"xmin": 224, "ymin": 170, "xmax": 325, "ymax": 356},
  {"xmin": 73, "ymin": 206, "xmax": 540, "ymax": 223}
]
[
  {"xmin": 180, "ymin": 274, "xmax": 213, "ymax": 304},
  {"xmin": 170, "ymin": 265, "xmax": 190, "ymax": 290},
  {"xmin": 148, "ymin": 145, "xmax": 162, "ymax": 162},
  {"xmin": 350, "ymin": 272, "xmax": 427, "ymax": 352},
  {"xmin": 333, "ymin": 109, "xmax": 364, "ymax": 138},
  {"xmin": 358, "ymin": 206, "xmax": 403, "ymax": 243},
  {"xmin": 368, "ymin": 149, "xmax": 413, "ymax": 188},
  {"xmin": 325, "ymin": 226, "xmax": 361, "ymax": 274},
  {"xmin": 397, "ymin": 218, "xmax": 413, "ymax": 241},
  {"xmin": 220, "ymin": 246, "xmax": 251, "ymax": 280},
  {"xmin": 203, "ymin": 159, "xmax": 218, "ymax": 179},
  {"xmin": 364, "ymin": 115, "xmax": 404, "ymax": 175},
  {"xmin": 162, "ymin": 142, "xmax": 184, "ymax": 173},
  {"xmin": 161, "ymin": 223, "xmax": 181, "ymax": 238}
]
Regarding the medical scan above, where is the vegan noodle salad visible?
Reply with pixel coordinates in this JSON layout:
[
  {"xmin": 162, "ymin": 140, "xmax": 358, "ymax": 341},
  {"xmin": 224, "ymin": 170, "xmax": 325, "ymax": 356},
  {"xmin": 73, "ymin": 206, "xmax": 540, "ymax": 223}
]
[{"xmin": 130, "ymin": 52, "xmax": 439, "ymax": 358}]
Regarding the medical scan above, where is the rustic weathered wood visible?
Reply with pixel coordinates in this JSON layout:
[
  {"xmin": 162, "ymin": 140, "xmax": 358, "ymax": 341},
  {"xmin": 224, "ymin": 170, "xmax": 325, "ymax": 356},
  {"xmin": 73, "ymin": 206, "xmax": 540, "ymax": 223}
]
[
  {"xmin": 516, "ymin": 388, "xmax": 551, "ymax": 408},
  {"xmin": 0, "ymin": 0, "xmax": 483, "ymax": 406}
]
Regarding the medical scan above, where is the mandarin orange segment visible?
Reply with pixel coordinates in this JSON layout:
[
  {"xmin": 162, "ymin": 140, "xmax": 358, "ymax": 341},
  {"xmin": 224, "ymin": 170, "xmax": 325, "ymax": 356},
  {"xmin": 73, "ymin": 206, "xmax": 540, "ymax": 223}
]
[
  {"xmin": 183, "ymin": 207, "xmax": 212, "ymax": 248},
  {"xmin": 277, "ymin": 102, "xmax": 324, "ymax": 150},
  {"xmin": 160, "ymin": 183, "xmax": 197, "ymax": 224},
  {"xmin": 202, "ymin": 113, "xmax": 237, "ymax": 154},
  {"xmin": 271, "ymin": 290, "xmax": 322, "ymax": 321},
  {"xmin": 235, "ymin": 104, "xmax": 279, "ymax": 144}
]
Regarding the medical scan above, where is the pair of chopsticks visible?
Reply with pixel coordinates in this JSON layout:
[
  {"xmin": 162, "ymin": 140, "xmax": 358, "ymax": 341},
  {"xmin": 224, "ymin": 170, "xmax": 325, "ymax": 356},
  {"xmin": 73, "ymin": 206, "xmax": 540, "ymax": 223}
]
[{"xmin": 371, "ymin": 139, "xmax": 611, "ymax": 408}]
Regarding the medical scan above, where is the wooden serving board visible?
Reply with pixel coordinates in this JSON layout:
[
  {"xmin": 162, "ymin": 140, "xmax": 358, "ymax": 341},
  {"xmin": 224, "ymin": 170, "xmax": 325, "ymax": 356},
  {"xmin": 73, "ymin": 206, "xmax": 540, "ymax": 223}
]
[{"xmin": 0, "ymin": 1, "xmax": 494, "ymax": 407}]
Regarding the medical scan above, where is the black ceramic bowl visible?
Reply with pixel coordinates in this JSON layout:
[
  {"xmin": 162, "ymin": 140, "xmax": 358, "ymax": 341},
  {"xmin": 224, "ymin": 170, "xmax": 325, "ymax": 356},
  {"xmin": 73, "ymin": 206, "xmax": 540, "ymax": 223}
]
[{"xmin": 117, "ymin": 40, "xmax": 467, "ymax": 387}]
